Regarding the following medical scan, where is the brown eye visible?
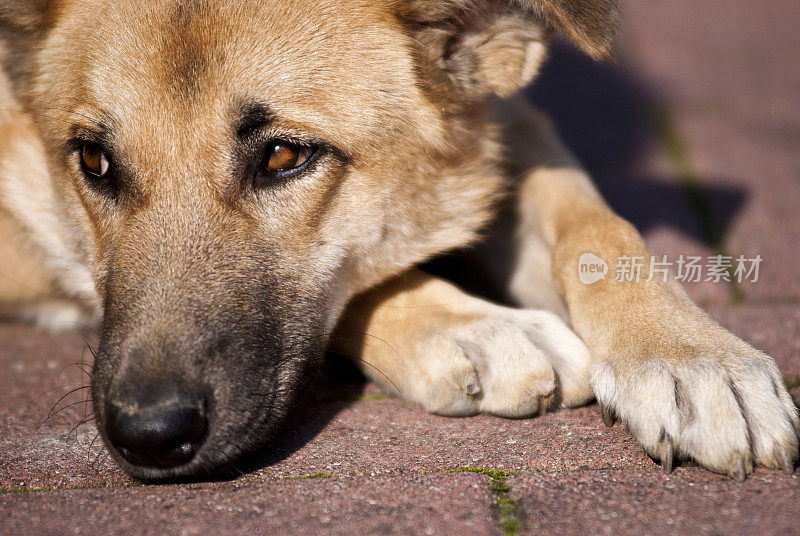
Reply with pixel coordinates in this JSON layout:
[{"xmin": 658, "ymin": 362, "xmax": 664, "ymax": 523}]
[
  {"xmin": 81, "ymin": 143, "xmax": 110, "ymax": 178},
  {"xmin": 266, "ymin": 142, "xmax": 312, "ymax": 172},
  {"xmin": 253, "ymin": 140, "xmax": 320, "ymax": 189}
]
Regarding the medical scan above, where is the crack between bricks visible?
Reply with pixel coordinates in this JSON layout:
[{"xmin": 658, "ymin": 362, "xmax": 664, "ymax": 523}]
[
  {"xmin": 445, "ymin": 466, "xmax": 524, "ymax": 536},
  {"xmin": 647, "ymin": 106, "xmax": 745, "ymax": 303},
  {"xmin": 0, "ymin": 482, "xmax": 143, "ymax": 494},
  {"xmin": 0, "ymin": 466, "xmax": 609, "ymax": 494},
  {"xmin": 0, "ymin": 464, "xmax": 693, "ymax": 496}
]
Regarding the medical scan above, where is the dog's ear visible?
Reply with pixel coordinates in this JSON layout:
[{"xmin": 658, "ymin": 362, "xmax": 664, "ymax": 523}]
[
  {"xmin": 0, "ymin": 0, "xmax": 50, "ymax": 33},
  {"xmin": 522, "ymin": 0, "xmax": 620, "ymax": 60},
  {"xmin": 397, "ymin": 0, "xmax": 620, "ymax": 98}
]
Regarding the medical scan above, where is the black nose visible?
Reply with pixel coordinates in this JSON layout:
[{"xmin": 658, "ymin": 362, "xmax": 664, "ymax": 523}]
[{"xmin": 105, "ymin": 383, "xmax": 207, "ymax": 469}]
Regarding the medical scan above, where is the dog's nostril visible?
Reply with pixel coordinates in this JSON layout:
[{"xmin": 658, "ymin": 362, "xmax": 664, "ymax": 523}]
[
  {"xmin": 106, "ymin": 384, "xmax": 208, "ymax": 469},
  {"xmin": 156, "ymin": 439, "xmax": 201, "ymax": 467},
  {"xmin": 116, "ymin": 445, "xmax": 135, "ymax": 464}
]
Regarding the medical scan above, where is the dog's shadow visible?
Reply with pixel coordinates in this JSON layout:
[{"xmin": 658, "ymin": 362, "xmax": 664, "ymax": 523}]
[
  {"xmin": 232, "ymin": 353, "xmax": 370, "ymax": 476},
  {"xmin": 526, "ymin": 38, "xmax": 746, "ymax": 243}
]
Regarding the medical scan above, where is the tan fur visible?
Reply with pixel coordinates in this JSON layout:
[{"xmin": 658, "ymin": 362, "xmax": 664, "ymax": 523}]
[
  {"xmin": 333, "ymin": 268, "xmax": 593, "ymax": 416},
  {"xmin": 0, "ymin": 0, "xmax": 796, "ymax": 481},
  {"xmin": 338, "ymin": 96, "xmax": 799, "ymax": 479}
]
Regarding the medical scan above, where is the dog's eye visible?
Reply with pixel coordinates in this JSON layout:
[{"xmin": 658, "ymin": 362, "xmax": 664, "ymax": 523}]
[
  {"xmin": 253, "ymin": 140, "xmax": 318, "ymax": 189},
  {"xmin": 265, "ymin": 141, "xmax": 312, "ymax": 173},
  {"xmin": 80, "ymin": 142, "xmax": 111, "ymax": 178}
]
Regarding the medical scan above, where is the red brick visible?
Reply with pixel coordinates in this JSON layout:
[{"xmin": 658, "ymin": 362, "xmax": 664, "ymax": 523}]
[
  {"xmin": 509, "ymin": 468, "xmax": 800, "ymax": 536},
  {"xmin": 0, "ymin": 473, "xmax": 497, "ymax": 536}
]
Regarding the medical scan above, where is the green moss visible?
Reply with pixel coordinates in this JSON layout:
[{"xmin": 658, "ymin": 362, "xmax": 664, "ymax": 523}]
[
  {"xmin": 649, "ymin": 108, "xmax": 721, "ymax": 246},
  {"xmin": 0, "ymin": 483, "xmax": 135, "ymax": 494},
  {"xmin": 447, "ymin": 466, "xmax": 512, "ymax": 480},
  {"xmin": 784, "ymin": 376, "xmax": 800, "ymax": 411},
  {"xmin": 649, "ymin": 107, "xmax": 744, "ymax": 301},
  {"xmin": 784, "ymin": 376, "xmax": 800, "ymax": 391},
  {"xmin": 447, "ymin": 467, "xmax": 523, "ymax": 536},
  {"xmin": 0, "ymin": 486, "xmax": 64, "ymax": 494},
  {"xmin": 284, "ymin": 472, "xmax": 336, "ymax": 480}
]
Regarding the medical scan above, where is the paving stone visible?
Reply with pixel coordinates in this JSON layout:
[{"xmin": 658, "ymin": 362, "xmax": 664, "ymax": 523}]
[
  {"xmin": 0, "ymin": 397, "xmax": 652, "ymax": 491},
  {"xmin": 620, "ymin": 0, "xmax": 800, "ymax": 301},
  {"xmin": 621, "ymin": 0, "xmax": 800, "ymax": 129},
  {"xmin": 509, "ymin": 468, "xmax": 800, "ymax": 536},
  {"xmin": 4, "ymin": 301, "xmax": 800, "ymax": 489},
  {"xmin": 0, "ymin": 325, "xmax": 130, "ymax": 490},
  {"xmin": 238, "ymin": 402, "xmax": 650, "ymax": 483},
  {"xmin": 527, "ymin": 39, "xmax": 729, "ymax": 306},
  {"xmin": 6, "ymin": 298, "xmax": 800, "ymax": 492},
  {"xmin": 0, "ymin": 473, "xmax": 497, "ymax": 536},
  {"xmin": 529, "ymin": 0, "xmax": 800, "ymax": 305},
  {"xmin": 675, "ymin": 116, "xmax": 800, "ymax": 302},
  {"xmin": 707, "ymin": 304, "xmax": 800, "ymax": 404},
  {"xmin": 0, "ymin": 324, "xmax": 94, "ymax": 435},
  {"xmin": 0, "ymin": 323, "xmax": 652, "ymax": 491},
  {"xmin": 0, "ymin": 428, "xmax": 130, "ymax": 491}
]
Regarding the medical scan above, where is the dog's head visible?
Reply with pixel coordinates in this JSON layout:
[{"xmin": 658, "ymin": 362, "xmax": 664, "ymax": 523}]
[{"xmin": 1, "ymin": 0, "xmax": 618, "ymax": 479}]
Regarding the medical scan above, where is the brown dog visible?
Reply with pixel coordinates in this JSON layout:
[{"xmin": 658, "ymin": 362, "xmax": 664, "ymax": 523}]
[{"xmin": 0, "ymin": 0, "xmax": 797, "ymax": 481}]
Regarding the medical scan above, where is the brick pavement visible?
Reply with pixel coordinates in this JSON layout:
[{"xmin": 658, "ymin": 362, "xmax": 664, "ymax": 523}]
[{"xmin": 3, "ymin": 0, "xmax": 800, "ymax": 534}]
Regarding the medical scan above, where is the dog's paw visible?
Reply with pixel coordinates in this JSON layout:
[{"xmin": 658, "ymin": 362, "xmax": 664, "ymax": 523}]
[
  {"xmin": 592, "ymin": 344, "xmax": 800, "ymax": 479},
  {"xmin": 407, "ymin": 308, "xmax": 593, "ymax": 418},
  {"xmin": 13, "ymin": 299, "xmax": 100, "ymax": 332}
]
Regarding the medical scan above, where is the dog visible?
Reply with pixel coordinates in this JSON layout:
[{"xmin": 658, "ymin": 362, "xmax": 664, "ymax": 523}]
[{"xmin": 0, "ymin": 0, "xmax": 797, "ymax": 482}]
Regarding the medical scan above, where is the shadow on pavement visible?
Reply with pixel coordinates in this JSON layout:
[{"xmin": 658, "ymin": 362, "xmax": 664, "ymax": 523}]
[
  {"xmin": 233, "ymin": 354, "xmax": 369, "ymax": 475},
  {"xmin": 526, "ymin": 38, "xmax": 746, "ymax": 245}
]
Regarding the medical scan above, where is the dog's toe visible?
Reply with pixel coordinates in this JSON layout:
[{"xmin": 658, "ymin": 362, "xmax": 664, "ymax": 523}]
[
  {"xmin": 456, "ymin": 319, "xmax": 556, "ymax": 418},
  {"xmin": 413, "ymin": 308, "xmax": 593, "ymax": 418}
]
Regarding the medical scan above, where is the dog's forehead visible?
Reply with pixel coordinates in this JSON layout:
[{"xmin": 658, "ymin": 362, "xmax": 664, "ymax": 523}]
[{"xmin": 54, "ymin": 0, "xmax": 438, "ymax": 152}]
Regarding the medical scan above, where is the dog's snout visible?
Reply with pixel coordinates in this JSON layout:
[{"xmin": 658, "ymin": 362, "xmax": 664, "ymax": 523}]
[{"xmin": 106, "ymin": 383, "xmax": 208, "ymax": 469}]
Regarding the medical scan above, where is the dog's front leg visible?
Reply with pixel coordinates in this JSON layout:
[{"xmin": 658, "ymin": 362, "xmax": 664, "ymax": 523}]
[
  {"xmin": 504, "ymin": 101, "xmax": 799, "ymax": 479},
  {"xmin": 331, "ymin": 269, "xmax": 594, "ymax": 418}
]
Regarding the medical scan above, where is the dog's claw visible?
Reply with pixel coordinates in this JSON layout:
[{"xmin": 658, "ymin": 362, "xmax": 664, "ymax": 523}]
[
  {"xmin": 780, "ymin": 449, "xmax": 795, "ymax": 475},
  {"xmin": 538, "ymin": 392, "xmax": 555, "ymax": 417},
  {"xmin": 730, "ymin": 459, "xmax": 748, "ymax": 482},
  {"xmin": 465, "ymin": 371, "xmax": 482, "ymax": 396},
  {"xmin": 659, "ymin": 435, "xmax": 674, "ymax": 474},
  {"xmin": 599, "ymin": 402, "xmax": 616, "ymax": 427}
]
